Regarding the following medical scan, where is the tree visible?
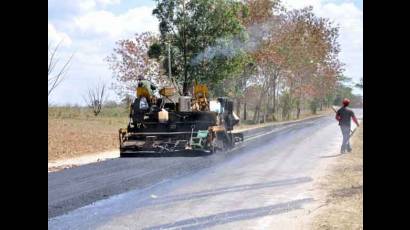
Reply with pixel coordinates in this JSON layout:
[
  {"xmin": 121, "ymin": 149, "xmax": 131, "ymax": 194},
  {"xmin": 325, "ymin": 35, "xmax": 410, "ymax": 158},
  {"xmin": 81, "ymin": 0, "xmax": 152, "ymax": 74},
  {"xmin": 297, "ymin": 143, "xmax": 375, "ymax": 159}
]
[
  {"xmin": 104, "ymin": 0, "xmax": 346, "ymax": 122},
  {"xmin": 149, "ymin": 0, "xmax": 248, "ymax": 95},
  {"xmin": 241, "ymin": 0, "xmax": 280, "ymax": 27},
  {"xmin": 106, "ymin": 32, "xmax": 169, "ymax": 99},
  {"xmin": 48, "ymin": 40, "xmax": 74, "ymax": 97},
  {"xmin": 238, "ymin": 0, "xmax": 283, "ymax": 123},
  {"xmin": 233, "ymin": 61, "xmax": 256, "ymax": 120},
  {"xmin": 276, "ymin": 7, "xmax": 340, "ymax": 119},
  {"xmin": 355, "ymin": 77, "xmax": 363, "ymax": 89},
  {"xmin": 333, "ymin": 80, "xmax": 353, "ymax": 105},
  {"xmin": 121, "ymin": 94, "xmax": 133, "ymax": 109},
  {"xmin": 83, "ymin": 82, "xmax": 107, "ymax": 116}
]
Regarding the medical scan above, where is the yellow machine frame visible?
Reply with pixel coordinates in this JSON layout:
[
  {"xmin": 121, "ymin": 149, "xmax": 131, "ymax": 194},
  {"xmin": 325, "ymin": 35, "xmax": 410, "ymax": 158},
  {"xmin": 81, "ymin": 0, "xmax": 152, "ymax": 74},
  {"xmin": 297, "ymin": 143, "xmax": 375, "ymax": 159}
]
[{"xmin": 192, "ymin": 83, "xmax": 209, "ymax": 111}]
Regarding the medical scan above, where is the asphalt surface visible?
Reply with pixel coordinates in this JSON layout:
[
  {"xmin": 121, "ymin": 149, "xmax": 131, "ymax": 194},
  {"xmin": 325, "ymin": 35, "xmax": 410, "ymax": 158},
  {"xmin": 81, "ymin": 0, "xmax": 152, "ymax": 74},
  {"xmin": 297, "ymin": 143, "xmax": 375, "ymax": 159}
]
[{"xmin": 48, "ymin": 110, "xmax": 362, "ymax": 229}]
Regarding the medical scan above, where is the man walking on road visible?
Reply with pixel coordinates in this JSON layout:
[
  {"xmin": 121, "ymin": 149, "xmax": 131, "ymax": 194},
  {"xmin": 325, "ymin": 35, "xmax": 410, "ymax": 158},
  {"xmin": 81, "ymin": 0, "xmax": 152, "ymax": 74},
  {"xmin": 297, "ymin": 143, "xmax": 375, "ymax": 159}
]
[{"xmin": 336, "ymin": 98, "xmax": 360, "ymax": 154}]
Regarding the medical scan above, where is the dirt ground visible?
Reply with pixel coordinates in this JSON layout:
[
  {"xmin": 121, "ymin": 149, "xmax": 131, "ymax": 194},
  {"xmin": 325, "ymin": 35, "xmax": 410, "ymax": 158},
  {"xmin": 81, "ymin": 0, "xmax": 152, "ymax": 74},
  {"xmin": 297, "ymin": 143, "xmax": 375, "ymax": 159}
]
[
  {"xmin": 48, "ymin": 117, "xmax": 127, "ymax": 161},
  {"xmin": 309, "ymin": 123, "xmax": 363, "ymax": 229}
]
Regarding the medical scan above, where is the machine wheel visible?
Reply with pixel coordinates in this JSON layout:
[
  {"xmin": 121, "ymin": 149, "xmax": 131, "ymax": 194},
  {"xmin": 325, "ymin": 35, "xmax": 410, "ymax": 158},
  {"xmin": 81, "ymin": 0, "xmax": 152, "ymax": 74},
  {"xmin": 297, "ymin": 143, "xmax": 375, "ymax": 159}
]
[{"xmin": 119, "ymin": 147, "xmax": 133, "ymax": 157}]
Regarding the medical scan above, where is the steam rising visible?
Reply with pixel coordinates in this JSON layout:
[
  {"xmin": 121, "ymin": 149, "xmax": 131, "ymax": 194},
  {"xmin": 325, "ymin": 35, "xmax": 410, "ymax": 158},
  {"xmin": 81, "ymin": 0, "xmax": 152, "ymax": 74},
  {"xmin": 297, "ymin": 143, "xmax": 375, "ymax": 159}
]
[{"xmin": 191, "ymin": 21, "xmax": 280, "ymax": 65}]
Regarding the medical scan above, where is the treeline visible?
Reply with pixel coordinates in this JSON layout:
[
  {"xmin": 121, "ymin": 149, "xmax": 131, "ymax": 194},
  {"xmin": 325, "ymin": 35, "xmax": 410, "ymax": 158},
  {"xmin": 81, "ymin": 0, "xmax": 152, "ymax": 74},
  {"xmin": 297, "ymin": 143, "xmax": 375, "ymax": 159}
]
[
  {"xmin": 106, "ymin": 0, "xmax": 362, "ymax": 123},
  {"xmin": 48, "ymin": 101, "xmax": 130, "ymax": 119}
]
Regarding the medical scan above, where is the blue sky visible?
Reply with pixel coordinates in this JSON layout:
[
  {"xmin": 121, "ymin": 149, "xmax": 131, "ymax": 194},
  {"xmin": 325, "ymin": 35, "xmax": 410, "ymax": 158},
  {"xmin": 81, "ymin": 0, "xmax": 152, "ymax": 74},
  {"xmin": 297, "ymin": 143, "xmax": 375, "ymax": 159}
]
[{"xmin": 48, "ymin": 0, "xmax": 363, "ymax": 105}]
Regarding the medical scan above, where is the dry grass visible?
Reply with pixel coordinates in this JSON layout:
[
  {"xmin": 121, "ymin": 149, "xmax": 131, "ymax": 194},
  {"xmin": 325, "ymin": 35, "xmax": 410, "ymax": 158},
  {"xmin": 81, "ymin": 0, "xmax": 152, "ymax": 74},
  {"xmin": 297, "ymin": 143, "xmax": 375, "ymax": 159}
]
[
  {"xmin": 48, "ymin": 107, "xmax": 128, "ymax": 161},
  {"xmin": 310, "ymin": 123, "xmax": 363, "ymax": 230}
]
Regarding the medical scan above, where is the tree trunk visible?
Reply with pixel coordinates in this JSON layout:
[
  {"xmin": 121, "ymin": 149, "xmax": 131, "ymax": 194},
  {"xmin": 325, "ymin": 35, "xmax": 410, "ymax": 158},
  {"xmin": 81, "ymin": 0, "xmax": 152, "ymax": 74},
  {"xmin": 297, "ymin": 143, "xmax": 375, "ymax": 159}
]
[
  {"xmin": 272, "ymin": 81, "xmax": 277, "ymax": 121},
  {"xmin": 272, "ymin": 86, "xmax": 276, "ymax": 111},
  {"xmin": 263, "ymin": 108, "xmax": 266, "ymax": 123},
  {"xmin": 243, "ymin": 102, "xmax": 247, "ymax": 121},
  {"xmin": 264, "ymin": 92, "xmax": 269, "ymax": 123},
  {"xmin": 254, "ymin": 87, "xmax": 269, "ymax": 124},
  {"xmin": 320, "ymin": 100, "xmax": 323, "ymax": 111},
  {"xmin": 296, "ymin": 99, "xmax": 301, "ymax": 119},
  {"xmin": 256, "ymin": 108, "xmax": 260, "ymax": 124},
  {"xmin": 252, "ymin": 105, "xmax": 259, "ymax": 124},
  {"xmin": 236, "ymin": 98, "xmax": 241, "ymax": 118}
]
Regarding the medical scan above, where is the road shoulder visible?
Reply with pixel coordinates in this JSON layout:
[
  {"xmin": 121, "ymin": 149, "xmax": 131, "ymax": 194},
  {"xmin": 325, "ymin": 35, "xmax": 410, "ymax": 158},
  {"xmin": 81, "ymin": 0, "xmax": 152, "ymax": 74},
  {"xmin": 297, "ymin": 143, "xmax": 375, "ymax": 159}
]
[
  {"xmin": 48, "ymin": 150, "xmax": 119, "ymax": 172},
  {"xmin": 308, "ymin": 123, "xmax": 363, "ymax": 229}
]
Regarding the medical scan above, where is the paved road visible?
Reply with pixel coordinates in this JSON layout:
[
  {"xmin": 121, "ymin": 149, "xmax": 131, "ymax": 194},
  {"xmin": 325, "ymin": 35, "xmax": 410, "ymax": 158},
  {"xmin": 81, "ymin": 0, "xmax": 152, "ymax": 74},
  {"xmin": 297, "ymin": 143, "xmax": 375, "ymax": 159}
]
[{"xmin": 48, "ymin": 110, "xmax": 362, "ymax": 229}]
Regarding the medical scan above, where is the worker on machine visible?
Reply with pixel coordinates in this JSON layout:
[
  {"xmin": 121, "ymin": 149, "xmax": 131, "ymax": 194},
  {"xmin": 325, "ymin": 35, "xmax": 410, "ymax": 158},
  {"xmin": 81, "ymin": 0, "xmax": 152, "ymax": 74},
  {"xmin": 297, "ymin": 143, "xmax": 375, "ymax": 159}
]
[
  {"xmin": 137, "ymin": 75, "xmax": 157, "ymax": 97},
  {"xmin": 336, "ymin": 98, "xmax": 360, "ymax": 154}
]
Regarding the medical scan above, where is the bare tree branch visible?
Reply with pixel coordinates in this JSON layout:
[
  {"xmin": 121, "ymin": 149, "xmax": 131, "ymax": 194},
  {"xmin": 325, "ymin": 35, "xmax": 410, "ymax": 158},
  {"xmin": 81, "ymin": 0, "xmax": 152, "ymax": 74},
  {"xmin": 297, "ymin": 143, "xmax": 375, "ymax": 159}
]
[
  {"xmin": 48, "ymin": 40, "xmax": 62, "ymax": 76},
  {"xmin": 48, "ymin": 39, "xmax": 74, "ymax": 97},
  {"xmin": 84, "ymin": 81, "xmax": 107, "ymax": 116}
]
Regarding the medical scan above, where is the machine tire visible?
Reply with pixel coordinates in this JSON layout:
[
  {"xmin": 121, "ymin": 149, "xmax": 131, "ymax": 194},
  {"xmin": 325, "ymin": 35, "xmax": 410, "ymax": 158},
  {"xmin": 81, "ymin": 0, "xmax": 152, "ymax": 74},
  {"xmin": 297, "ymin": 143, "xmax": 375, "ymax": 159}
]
[{"xmin": 119, "ymin": 148, "xmax": 131, "ymax": 158}]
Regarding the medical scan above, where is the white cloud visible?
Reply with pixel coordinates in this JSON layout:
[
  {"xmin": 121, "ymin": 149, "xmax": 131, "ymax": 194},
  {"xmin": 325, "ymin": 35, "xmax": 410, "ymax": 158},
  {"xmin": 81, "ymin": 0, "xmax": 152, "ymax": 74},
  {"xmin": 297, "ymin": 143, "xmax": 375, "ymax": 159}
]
[
  {"xmin": 97, "ymin": 0, "xmax": 121, "ymax": 7},
  {"xmin": 48, "ymin": 4, "xmax": 158, "ymax": 105},
  {"xmin": 78, "ymin": 0, "xmax": 121, "ymax": 11},
  {"xmin": 282, "ymin": 0, "xmax": 322, "ymax": 10},
  {"xmin": 78, "ymin": 0, "xmax": 96, "ymax": 11},
  {"xmin": 73, "ymin": 6, "xmax": 158, "ymax": 39},
  {"xmin": 48, "ymin": 0, "xmax": 122, "ymax": 18},
  {"xmin": 48, "ymin": 23, "xmax": 72, "ymax": 46}
]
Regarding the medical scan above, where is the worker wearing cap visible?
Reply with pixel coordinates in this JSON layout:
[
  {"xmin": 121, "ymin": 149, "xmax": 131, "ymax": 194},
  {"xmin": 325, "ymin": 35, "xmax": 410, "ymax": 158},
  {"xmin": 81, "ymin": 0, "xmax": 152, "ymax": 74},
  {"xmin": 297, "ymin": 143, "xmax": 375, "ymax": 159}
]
[
  {"xmin": 336, "ymin": 98, "xmax": 360, "ymax": 154},
  {"xmin": 137, "ymin": 75, "xmax": 157, "ymax": 97}
]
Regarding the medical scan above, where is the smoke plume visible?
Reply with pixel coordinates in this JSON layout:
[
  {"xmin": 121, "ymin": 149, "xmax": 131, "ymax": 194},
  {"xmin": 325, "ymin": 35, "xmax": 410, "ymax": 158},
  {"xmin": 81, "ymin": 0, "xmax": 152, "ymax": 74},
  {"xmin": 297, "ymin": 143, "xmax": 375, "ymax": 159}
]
[{"xmin": 191, "ymin": 20, "xmax": 280, "ymax": 65}]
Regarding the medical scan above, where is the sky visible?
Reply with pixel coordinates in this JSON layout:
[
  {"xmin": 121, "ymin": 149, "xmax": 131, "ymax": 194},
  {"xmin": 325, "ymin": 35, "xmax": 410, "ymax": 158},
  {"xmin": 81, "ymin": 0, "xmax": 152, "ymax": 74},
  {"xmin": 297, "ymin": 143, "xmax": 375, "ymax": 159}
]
[{"xmin": 48, "ymin": 0, "xmax": 363, "ymax": 106}]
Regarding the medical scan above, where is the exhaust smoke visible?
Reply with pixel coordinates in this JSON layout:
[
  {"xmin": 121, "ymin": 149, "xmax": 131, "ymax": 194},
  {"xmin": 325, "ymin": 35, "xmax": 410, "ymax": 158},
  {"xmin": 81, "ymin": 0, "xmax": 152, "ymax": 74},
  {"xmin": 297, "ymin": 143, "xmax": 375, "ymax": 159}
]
[{"xmin": 191, "ymin": 20, "xmax": 281, "ymax": 65}]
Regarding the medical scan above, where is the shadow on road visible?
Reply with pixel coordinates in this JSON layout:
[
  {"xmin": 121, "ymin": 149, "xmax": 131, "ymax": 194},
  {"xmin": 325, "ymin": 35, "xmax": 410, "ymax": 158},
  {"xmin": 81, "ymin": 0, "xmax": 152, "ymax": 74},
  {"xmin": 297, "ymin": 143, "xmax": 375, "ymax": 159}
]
[
  {"xmin": 138, "ymin": 177, "xmax": 313, "ymax": 209},
  {"xmin": 120, "ymin": 150, "xmax": 213, "ymax": 158},
  {"xmin": 143, "ymin": 198, "xmax": 314, "ymax": 230},
  {"xmin": 320, "ymin": 153, "xmax": 343, "ymax": 158}
]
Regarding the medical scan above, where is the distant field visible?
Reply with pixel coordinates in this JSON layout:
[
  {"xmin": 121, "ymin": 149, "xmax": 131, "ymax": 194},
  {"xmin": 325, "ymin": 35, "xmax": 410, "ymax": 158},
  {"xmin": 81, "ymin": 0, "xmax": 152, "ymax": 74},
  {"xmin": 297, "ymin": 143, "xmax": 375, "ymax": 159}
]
[
  {"xmin": 48, "ymin": 106, "xmax": 332, "ymax": 161},
  {"xmin": 48, "ymin": 107, "xmax": 129, "ymax": 161},
  {"xmin": 48, "ymin": 106, "xmax": 129, "ymax": 119}
]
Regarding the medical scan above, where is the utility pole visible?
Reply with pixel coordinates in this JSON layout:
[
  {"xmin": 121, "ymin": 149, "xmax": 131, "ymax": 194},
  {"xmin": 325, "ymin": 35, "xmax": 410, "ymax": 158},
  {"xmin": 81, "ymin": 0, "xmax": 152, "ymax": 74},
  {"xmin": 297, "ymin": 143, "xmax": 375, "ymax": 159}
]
[
  {"xmin": 168, "ymin": 43, "xmax": 171, "ymax": 80},
  {"xmin": 181, "ymin": 0, "xmax": 188, "ymax": 96}
]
